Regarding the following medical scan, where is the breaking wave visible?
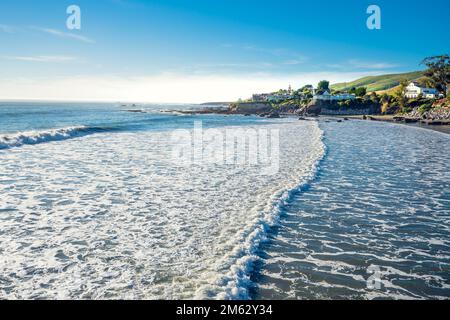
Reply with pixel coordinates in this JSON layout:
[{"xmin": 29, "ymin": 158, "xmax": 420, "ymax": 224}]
[
  {"xmin": 195, "ymin": 124, "xmax": 326, "ymax": 300},
  {"xmin": 0, "ymin": 126, "xmax": 115, "ymax": 150}
]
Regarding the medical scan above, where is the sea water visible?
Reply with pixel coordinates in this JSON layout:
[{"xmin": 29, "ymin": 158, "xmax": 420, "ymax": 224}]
[
  {"xmin": 0, "ymin": 102, "xmax": 324, "ymax": 299},
  {"xmin": 0, "ymin": 103, "xmax": 449, "ymax": 300},
  {"xmin": 255, "ymin": 120, "xmax": 450, "ymax": 300}
]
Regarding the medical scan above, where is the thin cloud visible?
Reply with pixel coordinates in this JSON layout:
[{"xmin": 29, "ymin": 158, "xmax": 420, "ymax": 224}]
[
  {"xmin": 32, "ymin": 27, "xmax": 96, "ymax": 44},
  {"xmin": 0, "ymin": 24, "xmax": 16, "ymax": 33},
  {"xmin": 348, "ymin": 59, "xmax": 398, "ymax": 69},
  {"xmin": 325, "ymin": 60, "xmax": 399, "ymax": 71},
  {"xmin": 283, "ymin": 60, "xmax": 303, "ymax": 65},
  {"xmin": 221, "ymin": 43, "xmax": 308, "ymax": 63},
  {"xmin": 4, "ymin": 55, "xmax": 77, "ymax": 62},
  {"xmin": 245, "ymin": 45, "xmax": 307, "ymax": 61},
  {"xmin": 172, "ymin": 61, "xmax": 278, "ymax": 75}
]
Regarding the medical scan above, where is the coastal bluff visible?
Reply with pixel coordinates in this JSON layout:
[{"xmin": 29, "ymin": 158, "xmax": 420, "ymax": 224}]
[
  {"xmin": 302, "ymin": 99, "xmax": 381, "ymax": 116},
  {"xmin": 226, "ymin": 99, "xmax": 382, "ymax": 116},
  {"xmin": 228, "ymin": 102, "xmax": 273, "ymax": 114}
]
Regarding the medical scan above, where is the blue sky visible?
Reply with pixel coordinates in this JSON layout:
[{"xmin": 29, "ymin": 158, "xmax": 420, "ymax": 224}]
[{"xmin": 0, "ymin": 0, "xmax": 449, "ymax": 102}]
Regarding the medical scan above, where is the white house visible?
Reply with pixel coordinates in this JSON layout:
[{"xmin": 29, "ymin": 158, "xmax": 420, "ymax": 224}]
[{"xmin": 404, "ymin": 82, "xmax": 439, "ymax": 99}]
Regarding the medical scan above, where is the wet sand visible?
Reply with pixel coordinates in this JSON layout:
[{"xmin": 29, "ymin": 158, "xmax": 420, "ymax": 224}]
[{"xmin": 340, "ymin": 115, "xmax": 450, "ymax": 135}]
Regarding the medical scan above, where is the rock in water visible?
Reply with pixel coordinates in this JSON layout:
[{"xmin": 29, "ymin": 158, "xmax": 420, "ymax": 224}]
[{"xmin": 266, "ymin": 112, "xmax": 280, "ymax": 119}]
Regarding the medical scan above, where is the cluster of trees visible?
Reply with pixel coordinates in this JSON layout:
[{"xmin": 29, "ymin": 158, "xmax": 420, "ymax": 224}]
[
  {"xmin": 316, "ymin": 81, "xmax": 330, "ymax": 94},
  {"xmin": 348, "ymin": 87, "xmax": 367, "ymax": 97},
  {"xmin": 421, "ymin": 54, "xmax": 450, "ymax": 96},
  {"xmin": 288, "ymin": 80, "xmax": 369, "ymax": 98},
  {"xmin": 312, "ymin": 80, "xmax": 369, "ymax": 97}
]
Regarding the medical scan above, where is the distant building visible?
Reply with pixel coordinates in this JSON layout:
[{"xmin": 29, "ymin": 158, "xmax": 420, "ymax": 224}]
[
  {"xmin": 252, "ymin": 93, "xmax": 270, "ymax": 102},
  {"xmin": 252, "ymin": 86, "xmax": 294, "ymax": 102},
  {"xmin": 404, "ymin": 82, "xmax": 440, "ymax": 99},
  {"xmin": 313, "ymin": 91, "xmax": 356, "ymax": 101},
  {"xmin": 288, "ymin": 84, "xmax": 293, "ymax": 95},
  {"xmin": 267, "ymin": 93, "xmax": 293, "ymax": 102}
]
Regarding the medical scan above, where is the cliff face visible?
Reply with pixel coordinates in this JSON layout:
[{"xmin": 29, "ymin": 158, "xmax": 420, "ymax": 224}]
[
  {"xmin": 303, "ymin": 99, "xmax": 381, "ymax": 116},
  {"xmin": 229, "ymin": 102, "xmax": 272, "ymax": 114},
  {"xmin": 229, "ymin": 99, "xmax": 383, "ymax": 116}
]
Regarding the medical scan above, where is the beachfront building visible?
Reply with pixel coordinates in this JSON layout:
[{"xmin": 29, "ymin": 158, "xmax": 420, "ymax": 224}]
[
  {"xmin": 404, "ymin": 82, "xmax": 440, "ymax": 99},
  {"xmin": 313, "ymin": 91, "xmax": 356, "ymax": 101}
]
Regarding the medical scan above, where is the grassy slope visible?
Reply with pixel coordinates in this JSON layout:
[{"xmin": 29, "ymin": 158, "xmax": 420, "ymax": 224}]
[{"xmin": 331, "ymin": 71, "xmax": 425, "ymax": 92}]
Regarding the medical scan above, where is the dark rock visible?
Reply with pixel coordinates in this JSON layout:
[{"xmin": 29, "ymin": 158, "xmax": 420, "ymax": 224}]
[
  {"xmin": 125, "ymin": 109, "xmax": 145, "ymax": 113},
  {"xmin": 266, "ymin": 112, "xmax": 280, "ymax": 119}
]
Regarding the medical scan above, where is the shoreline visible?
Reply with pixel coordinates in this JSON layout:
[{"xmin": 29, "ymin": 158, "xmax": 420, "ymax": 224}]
[
  {"xmin": 336, "ymin": 115, "xmax": 450, "ymax": 135},
  {"xmin": 140, "ymin": 107, "xmax": 450, "ymax": 135}
]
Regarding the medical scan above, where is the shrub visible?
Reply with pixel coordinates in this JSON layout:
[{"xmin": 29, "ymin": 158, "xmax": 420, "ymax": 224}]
[{"xmin": 418, "ymin": 103, "xmax": 433, "ymax": 115}]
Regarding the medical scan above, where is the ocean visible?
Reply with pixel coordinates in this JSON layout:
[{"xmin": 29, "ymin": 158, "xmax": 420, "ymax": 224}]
[{"xmin": 0, "ymin": 102, "xmax": 449, "ymax": 300}]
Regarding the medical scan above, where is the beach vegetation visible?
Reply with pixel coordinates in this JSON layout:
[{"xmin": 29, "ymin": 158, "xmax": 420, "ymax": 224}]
[
  {"xmin": 369, "ymin": 92, "xmax": 379, "ymax": 103},
  {"xmin": 381, "ymin": 93, "xmax": 390, "ymax": 103},
  {"xmin": 317, "ymin": 80, "xmax": 330, "ymax": 94},
  {"xmin": 348, "ymin": 87, "xmax": 367, "ymax": 97},
  {"xmin": 421, "ymin": 54, "xmax": 450, "ymax": 94},
  {"xmin": 418, "ymin": 103, "xmax": 433, "ymax": 115}
]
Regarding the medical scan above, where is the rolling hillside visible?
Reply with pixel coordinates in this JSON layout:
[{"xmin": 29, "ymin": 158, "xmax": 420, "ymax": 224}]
[{"xmin": 331, "ymin": 71, "xmax": 425, "ymax": 93}]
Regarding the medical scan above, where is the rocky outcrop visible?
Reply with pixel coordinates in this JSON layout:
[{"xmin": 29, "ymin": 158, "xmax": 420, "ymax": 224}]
[
  {"xmin": 266, "ymin": 112, "xmax": 280, "ymax": 118},
  {"xmin": 407, "ymin": 99, "xmax": 450, "ymax": 120},
  {"xmin": 229, "ymin": 102, "xmax": 272, "ymax": 114},
  {"xmin": 301, "ymin": 99, "xmax": 381, "ymax": 116}
]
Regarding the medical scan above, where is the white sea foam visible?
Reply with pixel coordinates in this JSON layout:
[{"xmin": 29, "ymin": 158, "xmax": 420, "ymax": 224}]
[
  {"xmin": 0, "ymin": 126, "xmax": 109, "ymax": 150},
  {"xmin": 0, "ymin": 119, "xmax": 324, "ymax": 299}
]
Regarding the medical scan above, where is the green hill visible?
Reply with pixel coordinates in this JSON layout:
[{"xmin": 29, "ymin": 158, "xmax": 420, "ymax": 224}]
[{"xmin": 331, "ymin": 71, "xmax": 425, "ymax": 93}]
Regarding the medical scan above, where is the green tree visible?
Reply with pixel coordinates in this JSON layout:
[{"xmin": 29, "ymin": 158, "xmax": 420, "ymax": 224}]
[
  {"xmin": 381, "ymin": 93, "xmax": 390, "ymax": 103},
  {"xmin": 317, "ymin": 80, "xmax": 330, "ymax": 93},
  {"xmin": 300, "ymin": 84, "xmax": 313, "ymax": 92},
  {"xmin": 354, "ymin": 87, "xmax": 367, "ymax": 97},
  {"xmin": 370, "ymin": 92, "xmax": 379, "ymax": 103},
  {"xmin": 395, "ymin": 79, "xmax": 409, "ymax": 98},
  {"xmin": 421, "ymin": 54, "xmax": 450, "ymax": 94}
]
